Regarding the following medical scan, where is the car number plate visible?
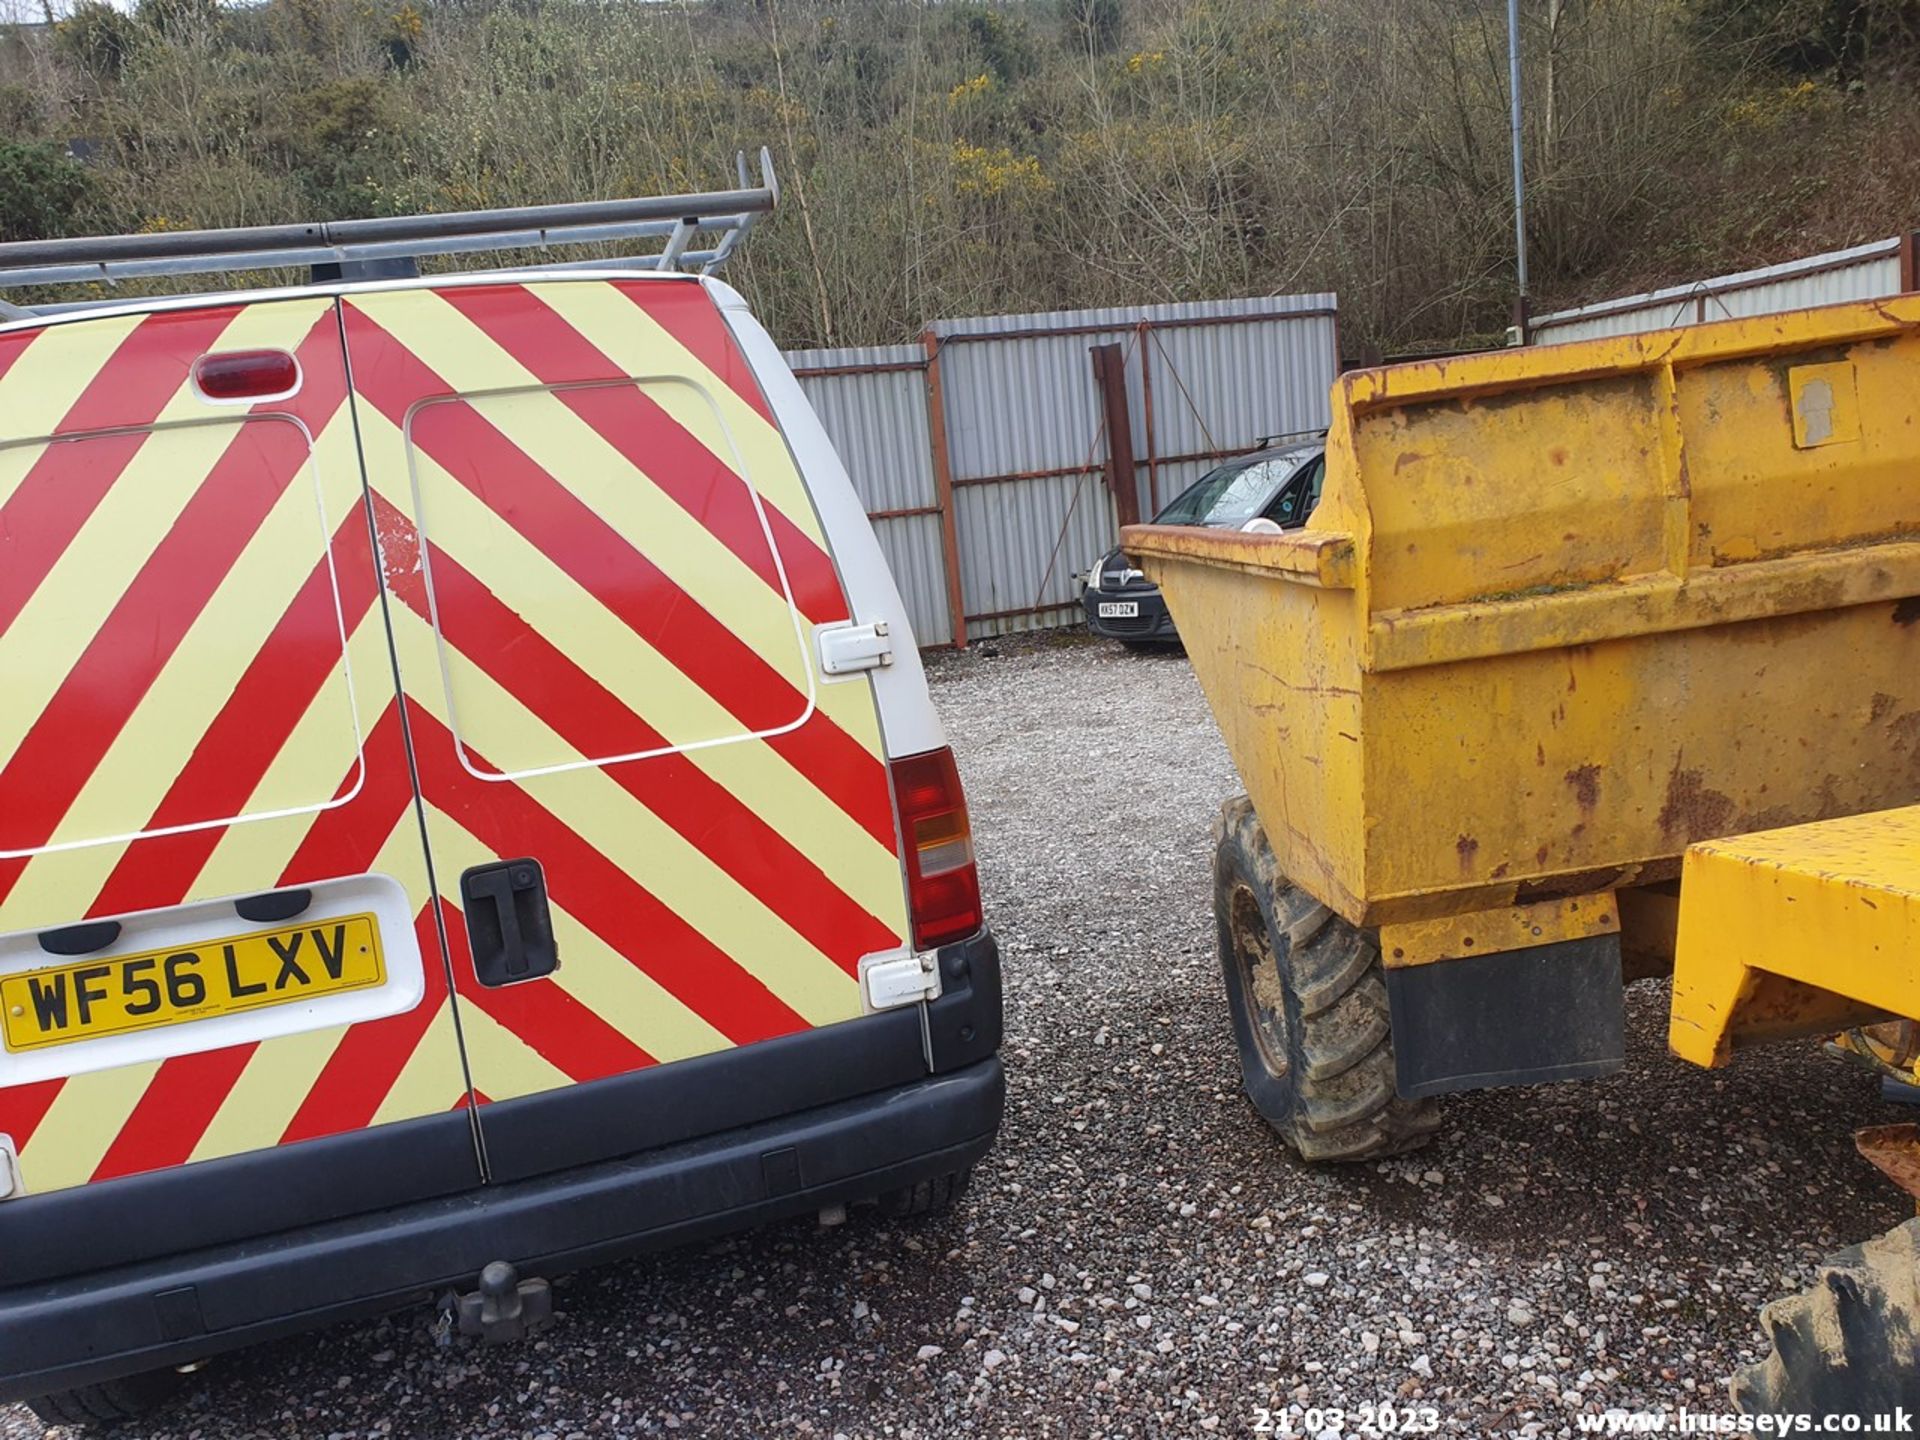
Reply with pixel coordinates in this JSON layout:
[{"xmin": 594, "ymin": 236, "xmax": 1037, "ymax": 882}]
[
  {"xmin": 1, "ymin": 914, "xmax": 384, "ymax": 1053},
  {"xmin": 1098, "ymin": 601, "xmax": 1140, "ymax": 618}
]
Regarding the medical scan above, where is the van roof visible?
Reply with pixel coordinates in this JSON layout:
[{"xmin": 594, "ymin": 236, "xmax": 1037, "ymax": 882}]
[{"xmin": 0, "ymin": 267, "xmax": 703, "ymax": 337}]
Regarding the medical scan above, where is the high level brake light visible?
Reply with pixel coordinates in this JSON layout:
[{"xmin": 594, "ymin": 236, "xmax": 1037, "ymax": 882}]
[
  {"xmin": 192, "ymin": 349, "xmax": 302, "ymax": 403},
  {"xmin": 890, "ymin": 747, "xmax": 982, "ymax": 950}
]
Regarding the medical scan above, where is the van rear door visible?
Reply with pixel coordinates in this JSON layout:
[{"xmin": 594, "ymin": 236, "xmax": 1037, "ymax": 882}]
[
  {"xmin": 339, "ymin": 277, "xmax": 915, "ymax": 1179},
  {"xmin": 0, "ymin": 299, "xmax": 476, "ymax": 1235}
]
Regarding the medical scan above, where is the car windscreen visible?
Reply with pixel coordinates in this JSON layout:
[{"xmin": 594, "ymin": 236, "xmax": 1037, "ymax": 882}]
[{"xmin": 1152, "ymin": 451, "xmax": 1318, "ymax": 528}]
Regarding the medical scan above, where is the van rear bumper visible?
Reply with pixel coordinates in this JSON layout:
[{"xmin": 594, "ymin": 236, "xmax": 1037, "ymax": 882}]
[{"xmin": 1, "ymin": 1054, "xmax": 1001, "ymax": 1402}]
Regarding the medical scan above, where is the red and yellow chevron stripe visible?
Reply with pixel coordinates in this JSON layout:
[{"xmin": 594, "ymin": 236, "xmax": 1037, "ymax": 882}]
[{"xmin": 0, "ymin": 278, "xmax": 909, "ymax": 1196}]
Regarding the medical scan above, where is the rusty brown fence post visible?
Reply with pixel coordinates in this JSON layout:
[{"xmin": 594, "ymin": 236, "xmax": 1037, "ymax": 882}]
[
  {"xmin": 1089, "ymin": 342, "xmax": 1140, "ymax": 528},
  {"xmin": 1902, "ymin": 231, "xmax": 1920, "ymax": 294},
  {"xmin": 922, "ymin": 328, "xmax": 969, "ymax": 649}
]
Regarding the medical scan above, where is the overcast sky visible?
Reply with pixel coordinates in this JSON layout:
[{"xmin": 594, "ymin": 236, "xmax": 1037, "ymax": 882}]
[{"xmin": 3, "ymin": 0, "xmax": 139, "ymax": 21}]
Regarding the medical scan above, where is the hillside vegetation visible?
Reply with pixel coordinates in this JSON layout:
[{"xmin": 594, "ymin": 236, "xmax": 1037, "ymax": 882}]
[{"xmin": 1, "ymin": 0, "xmax": 1917, "ymax": 354}]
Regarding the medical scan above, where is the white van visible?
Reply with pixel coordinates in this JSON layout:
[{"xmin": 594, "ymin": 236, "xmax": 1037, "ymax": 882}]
[{"xmin": 0, "ymin": 156, "xmax": 1001, "ymax": 1426}]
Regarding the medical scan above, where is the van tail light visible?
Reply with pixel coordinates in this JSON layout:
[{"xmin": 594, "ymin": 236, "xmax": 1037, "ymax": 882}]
[
  {"xmin": 193, "ymin": 349, "xmax": 301, "ymax": 402},
  {"xmin": 890, "ymin": 747, "xmax": 982, "ymax": 950}
]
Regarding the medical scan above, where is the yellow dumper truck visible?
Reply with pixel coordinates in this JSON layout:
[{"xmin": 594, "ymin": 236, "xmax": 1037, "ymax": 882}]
[{"xmin": 1125, "ymin": 296, "xmax": 1920, "ymax": 1411}]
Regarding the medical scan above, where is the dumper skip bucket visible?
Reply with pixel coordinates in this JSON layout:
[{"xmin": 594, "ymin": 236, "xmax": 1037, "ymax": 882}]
[{"xmin": 1126, "ymin": 298, "xmax": 1920, "ymax": 933}]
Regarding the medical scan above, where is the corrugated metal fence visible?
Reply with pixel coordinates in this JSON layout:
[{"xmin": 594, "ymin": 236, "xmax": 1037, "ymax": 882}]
[
  {"xmin": 1532, "ymin": 233, "xmax": 1919, "ymax": 344},
  {"xmin": 786, "ymin": 293, "xmax": 1338, "ymax": 646}
]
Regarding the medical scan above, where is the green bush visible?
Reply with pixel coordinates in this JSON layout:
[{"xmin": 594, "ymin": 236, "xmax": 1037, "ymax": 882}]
[
  {"xmin": 0, "ymin": 84, "xmax": 41, "ymax": 135},
  {"xmin": 1067, "ymin": 0, "xmax": 1125, "ymax": 54},
  {"xmin": 56, "ymin": 1, "xmax": 140, "ymax": 79},
  {"xmin": 135, "ymin": 0, "xmax": 224, "ymax": 41},
  {"xmin": 943, "ymin": 5, "xmax": 1038, "ymax": 85},
  {"xmin": 257, "ymin": 76, "xmax": 404, "ymax": 215},
  {"xmin": 0, "ymin": 142, "xmax": 96, "ymax": 244},
  {"xmin": 1689, "ymin": 0, "xmax": 1920, "ymax": 78}
]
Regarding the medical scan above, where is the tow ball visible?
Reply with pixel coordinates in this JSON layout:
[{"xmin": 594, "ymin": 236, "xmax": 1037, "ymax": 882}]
[{"xmin": 453, "ymin": 1260, "xmax": 553, "ymax": 1344}]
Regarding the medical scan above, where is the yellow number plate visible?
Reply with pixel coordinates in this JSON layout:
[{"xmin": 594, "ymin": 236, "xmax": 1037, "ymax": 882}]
[{"xmin": 1, "ymin": 914, "xmax": 384, "ymax": 1053}]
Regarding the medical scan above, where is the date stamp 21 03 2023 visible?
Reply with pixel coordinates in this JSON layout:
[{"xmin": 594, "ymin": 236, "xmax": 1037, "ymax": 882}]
[{"xmin": 1250, "ymin": 1404, "xmax": 1444, "ymax": 1437}]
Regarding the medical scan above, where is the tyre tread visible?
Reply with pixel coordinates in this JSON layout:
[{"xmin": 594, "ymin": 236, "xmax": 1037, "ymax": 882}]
[
  {"xmin": 1213, "ymin": 795, "xmax": 1439, "ymax": 1164},
  {"xmin": 1731, "ymin": 1218, "xmax": 1920, "ymax": 1417},
  {"xmin": 26, "ymin": 1369, "xmax": 182, "ymax": 1430},
  {"xmin": 876, "ymin": 1167, "xmax": 972, "ymax": 1219}
]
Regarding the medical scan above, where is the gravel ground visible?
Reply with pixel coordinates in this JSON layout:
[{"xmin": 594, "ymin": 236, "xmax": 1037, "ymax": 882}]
[{"xmin": 6, "ymin": 634, "xmax": 1911, "ymax": 1440}]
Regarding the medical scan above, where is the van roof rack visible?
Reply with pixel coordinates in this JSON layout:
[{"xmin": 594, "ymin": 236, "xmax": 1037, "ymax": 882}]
[{"xmin": 0, "ymin": 147, "xmax": 776, "ymax": 315}]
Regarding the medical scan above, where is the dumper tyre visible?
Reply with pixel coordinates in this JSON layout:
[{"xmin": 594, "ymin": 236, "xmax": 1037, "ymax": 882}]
[
  {"xmin": 1213, "ymin": 796, "xmax": 1440, "ymax": 1163},
  {"xmin": 1730, "ymin": 1217, "xmax": 1920, "ymax": 1417},
  {"xmin": 26, "ymin": 1368, "xmax": 183, "ymax": 1429}
]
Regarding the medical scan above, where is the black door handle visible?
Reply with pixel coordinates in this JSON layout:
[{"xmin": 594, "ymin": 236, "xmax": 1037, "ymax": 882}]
[{"xmin": 459, "ymin": 859, "xmax": 558, "ymax": 986}]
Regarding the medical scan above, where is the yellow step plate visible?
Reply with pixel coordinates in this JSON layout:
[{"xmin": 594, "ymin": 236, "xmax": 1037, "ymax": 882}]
[{"xmin": 1670, "ymin": 805, "xmax": 1920, "ymax": 1067}]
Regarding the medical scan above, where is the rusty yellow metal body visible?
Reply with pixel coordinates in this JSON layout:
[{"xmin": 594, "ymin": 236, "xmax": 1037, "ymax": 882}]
[
  {"xmin": 1127, "ymin": 298, "xmax": 1920, "ymax": 939},
  {"xmin": 1671, "ymin": 806, "xmax": 1920, "ymax": 1065}
]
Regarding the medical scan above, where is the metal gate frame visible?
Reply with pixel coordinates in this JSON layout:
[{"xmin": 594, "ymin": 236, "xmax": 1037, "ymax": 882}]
[{"xmin": 788, "ymin": 293, "xmax": 1340, "ymax": 647}]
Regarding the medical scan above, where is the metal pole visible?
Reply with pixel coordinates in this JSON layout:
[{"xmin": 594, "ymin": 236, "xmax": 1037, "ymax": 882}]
[
  {"xmin": 1089, "ymin": 343, "xmax": 1140, "ymax": 529},
  {"xmin": 1507, "ymin": 0, "xmax": 1530, "ymax": 343},
  {"xmin": 1137, "ymin": 320, "xmax": 1158, "ymax": 512},
  {"xmin": 922, "ymin": 329, "xmax": 970, "ymax": 650}
]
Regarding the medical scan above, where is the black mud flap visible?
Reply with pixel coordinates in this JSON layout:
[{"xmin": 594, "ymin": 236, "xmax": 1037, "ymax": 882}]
[{"xmin": 1384, "ymin": 935, "xmax": 1625, "ymax": 1098}]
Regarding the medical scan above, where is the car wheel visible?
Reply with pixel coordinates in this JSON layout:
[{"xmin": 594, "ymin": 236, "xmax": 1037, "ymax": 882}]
[
  {"xmin": 26, "ymin": 1368, "xmax": 184, "ymax": 1429},
  {"xmin": 875, "ymin": 1167, "xmax": 972, "ymax": 1218}
]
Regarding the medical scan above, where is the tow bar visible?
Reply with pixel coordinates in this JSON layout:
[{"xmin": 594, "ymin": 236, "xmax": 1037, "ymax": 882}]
[{"xmin": 453, "ymin": 1260, "xmax": 553, "ymax": 1344}]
